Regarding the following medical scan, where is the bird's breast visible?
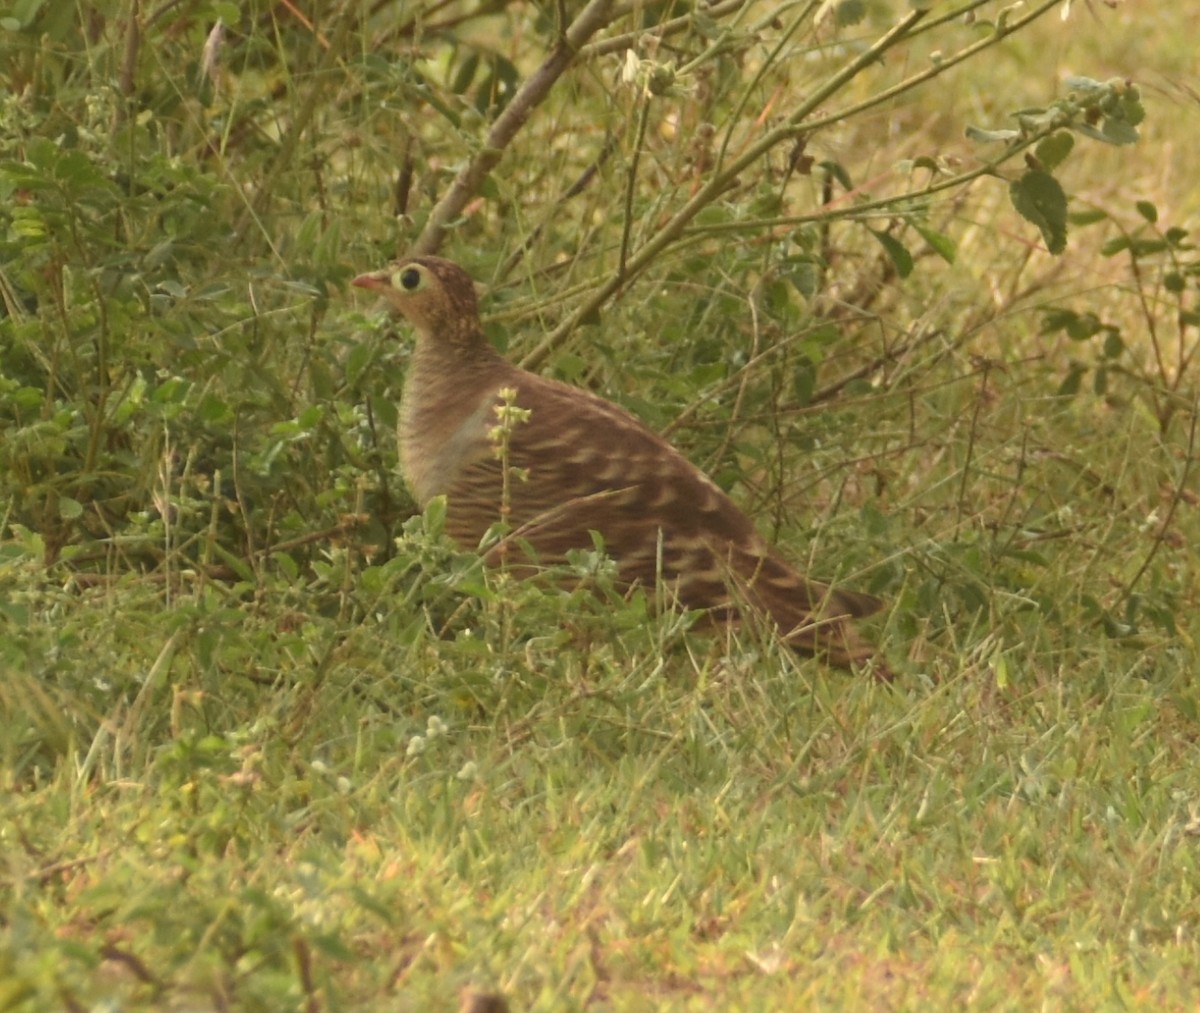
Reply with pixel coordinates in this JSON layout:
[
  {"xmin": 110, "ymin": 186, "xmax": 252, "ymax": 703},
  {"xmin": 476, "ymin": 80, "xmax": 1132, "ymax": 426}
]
[{"xmin": 400, "ymin": 377, "xmax": 502, "ymax": 506}]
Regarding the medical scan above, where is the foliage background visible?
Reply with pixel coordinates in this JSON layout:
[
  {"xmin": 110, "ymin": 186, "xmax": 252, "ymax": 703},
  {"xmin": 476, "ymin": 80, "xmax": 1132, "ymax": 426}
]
[{"xmin": 1, "ymin": 1, "xmax": 1197, "ymax": 1009}]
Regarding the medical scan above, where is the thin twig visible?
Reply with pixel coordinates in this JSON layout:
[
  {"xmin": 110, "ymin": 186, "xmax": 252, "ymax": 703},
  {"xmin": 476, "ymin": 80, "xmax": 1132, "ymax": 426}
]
[
  {"xmin": 578, "ymin": 0, "xmax": 750, "ymax": 60},
  {"xmin": 619, "ymin": 97, "xmax": 652, "ymax": 275},
  {"xmin": 1120, "ymin": 396, "xmax": 1197, "ymax": 599},
  {"xmin": 520, "ymin": 8, "xmax": 929, "ymax": 370},
  {"xmin": 496, "ymin": 133, "xmax": 619, "ymax": 281},
  {"xmin": 521, "ymin": 0, "xmax": 1068, "ymax": 371},
  {"xmin": 234, "ymin": 3, "xmax": 358, "ymax": 236}
]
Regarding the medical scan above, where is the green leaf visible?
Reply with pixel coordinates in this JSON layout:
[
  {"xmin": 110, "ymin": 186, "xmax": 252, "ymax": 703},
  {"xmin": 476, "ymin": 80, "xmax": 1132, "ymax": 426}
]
[
  {"xmin": 793, "ymin": 361, "xmax": 816, "ymax": 406},
  {"xmin": 1128, "ymin": 238, "xmax": 1167, "ymax": 257},
  {"xmin": 1001, "ymin": 547, "xmax": 1049, "ymax": 567},
  {"xmin": 1009, "ymin": 170, "xmax": 1068, "ymax": 255},
  {"xmin": 1063, "ymin": 75, "xmax": 1106, "ymax": 97},
  {"xmin": 1072, "ymin": 123, "xmax": 1110, "ymax": 145},
  {"xmin": 451, "ymin": 52, "xmax": 480, "ymax": 96},
  {"xmin": 1040, "ymin": 308, "xmax": 1078, "ymax": 335},
  {"xmin": 370, "ymin": 392, "xmax": 398, "ymax": 430},
  {"xmin": 1135, "ymin": 200, "xmax": 1157, "ymax": 223},
  {"xmin": 345, "ymin": 342, "xmax": 372, "ymax": 387},
  {"xmin": 53, "ymin": 150, "xmax": 111, "ymax": 190},
  {"xmin": 1065, "ymin": 313, "xmax": 1101, "ymax": 341},
  {"xmin": 1118, "ymin": 91, "xmax": 1146, "ymax": 127},
  {"xmin": 152, "ymin": 377, "xmax": 191, "ymax": 403},
  {"xmin": 965, "ymin": 125, "xmax": 1021, "ymax": 144},
  {"xmin": 868, "ymin": 228, "xmax": 914, "ymax": 278},
  {"xmin": 207, "ymin": 542, "xmax": 256, "ymax": 582},
  {"xmin": 993, "ymin": 653, "xmax": 1009, "ymax": 689},
  {"xmin": 783, "ymin": 258, "xmax": 822, "ymax": 299},
  {"xmin": 819, "ymin": 160, "xmax": 854, "ymax": 191},
  {"xmin": 58, "ymin": 496, "xmax": 83, "ymax": 520},
  {"xmin": 913, "ymin": 222, "xmax": 956, "ymax": 264},
  {"xmin": 911, "ymin": 155, "xmax": 940, "ymax": 174},
  {"xmin": 1101, "ymin": 117, "xmax": 1139, "ymax": 145},
  {"xmin": 1058, "ymin": 364, "xmax": 1086, "ymax": 397},
  {"xmin": 272, "ymin": 552, "xmax": 299, "ymax": 581},
  {"xmin": 762, "ymin": 278, "xmax": 793, "ymax": 319},
  {"xmin": 1100, "ymin": 235, "xmax": 1130, "ymax": 257},
  {"xmin": 1034, "ymin": 131, "xmax": 1074, "ymax": 171},
  {"xmin": 407, "ymin": 80, "xmax": 462, "ymax": 129},
  {"xmin": 424, "ymin": 495, "xmax": 447, "ymax": 538},
  {"xmin": 198, "ymin": 394, "xmax": 233, "ymax": 424},
  {"xmin": 836, "ymin": 0, "xmax": 867, "ymax": 25}
]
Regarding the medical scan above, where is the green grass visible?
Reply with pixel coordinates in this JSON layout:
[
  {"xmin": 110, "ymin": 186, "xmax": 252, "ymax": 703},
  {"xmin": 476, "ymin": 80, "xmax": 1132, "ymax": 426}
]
[
  {"xmin": 4, "ymin": 508, "xmax": 1197, "ymax": 1007},
  {"xmin": 2, "ymin": 2, "xmax": 1199, "ymax": 1009}
]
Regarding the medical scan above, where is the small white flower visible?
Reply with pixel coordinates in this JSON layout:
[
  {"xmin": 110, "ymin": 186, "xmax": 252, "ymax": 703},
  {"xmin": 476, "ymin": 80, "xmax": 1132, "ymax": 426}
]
[{"xmin": 622, "ymin": 49, "xmax": 640, "ymax": 86}]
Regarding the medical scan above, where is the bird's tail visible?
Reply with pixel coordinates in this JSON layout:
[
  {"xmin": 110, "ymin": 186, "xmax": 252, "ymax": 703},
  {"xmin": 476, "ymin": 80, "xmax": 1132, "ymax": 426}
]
[{"xmin": 731, "ymin": 550, "xmax": 893, "ymax": 680}]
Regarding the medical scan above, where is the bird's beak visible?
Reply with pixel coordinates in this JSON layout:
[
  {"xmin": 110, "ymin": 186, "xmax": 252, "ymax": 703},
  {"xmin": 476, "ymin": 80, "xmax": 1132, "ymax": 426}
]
[{"xmin": 351, "ymin": 270, "xmax": 389, "ymax": 291}]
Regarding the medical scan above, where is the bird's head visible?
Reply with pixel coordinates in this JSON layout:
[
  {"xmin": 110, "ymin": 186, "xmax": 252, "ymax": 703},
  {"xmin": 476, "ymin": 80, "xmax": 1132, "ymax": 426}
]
[{"xmin": 353, "ymin": 256, "xmax": 483, "ymax": 347}]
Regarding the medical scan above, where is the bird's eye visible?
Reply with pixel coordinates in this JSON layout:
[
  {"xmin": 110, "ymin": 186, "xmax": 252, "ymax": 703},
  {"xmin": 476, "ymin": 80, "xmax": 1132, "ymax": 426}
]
[{"xmin": 394, "ymin": 266, "xmax": 423, "ymax": 292}]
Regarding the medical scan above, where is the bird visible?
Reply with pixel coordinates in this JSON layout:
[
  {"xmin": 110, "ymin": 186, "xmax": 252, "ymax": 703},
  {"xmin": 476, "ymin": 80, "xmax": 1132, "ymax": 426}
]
[{"xmin": 352, "ymin": 256, "xmax": 890, "ymax": 677}]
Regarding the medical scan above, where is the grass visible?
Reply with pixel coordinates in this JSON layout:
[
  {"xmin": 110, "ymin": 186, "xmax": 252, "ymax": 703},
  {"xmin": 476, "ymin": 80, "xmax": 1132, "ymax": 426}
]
[
  {"xmin": 2, "ymin": 1, "xmax": 1199, "ymax": 1009},
  {"xmin": 4, "ymin": 515, "xmax": 1197, "ymax": 1008}
]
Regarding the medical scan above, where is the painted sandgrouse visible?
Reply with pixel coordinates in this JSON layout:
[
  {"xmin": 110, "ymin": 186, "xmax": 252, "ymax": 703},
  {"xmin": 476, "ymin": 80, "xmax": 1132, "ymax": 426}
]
[{"xmin": 353, "ymin": 256, "xmax": 889, "ymax": 676}]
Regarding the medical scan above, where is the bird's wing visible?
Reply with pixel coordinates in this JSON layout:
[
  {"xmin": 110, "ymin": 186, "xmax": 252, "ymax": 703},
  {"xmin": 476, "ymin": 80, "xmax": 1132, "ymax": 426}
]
[{"xmin": 442, "ymin": 372, "xmax": 880, "ymax": 623}]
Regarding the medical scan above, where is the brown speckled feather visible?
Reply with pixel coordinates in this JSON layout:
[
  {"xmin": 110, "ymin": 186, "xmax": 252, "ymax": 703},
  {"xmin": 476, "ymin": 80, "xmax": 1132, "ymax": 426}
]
[{"xmin": 352, "ymin": 256, "xmax": 889, "ymax": 676}]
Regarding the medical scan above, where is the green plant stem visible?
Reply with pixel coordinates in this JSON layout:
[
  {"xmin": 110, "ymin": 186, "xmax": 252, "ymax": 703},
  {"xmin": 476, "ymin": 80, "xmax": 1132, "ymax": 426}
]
[{"xmin": 619, "ymin": 96, "xmax": 652, "ymax": 276}]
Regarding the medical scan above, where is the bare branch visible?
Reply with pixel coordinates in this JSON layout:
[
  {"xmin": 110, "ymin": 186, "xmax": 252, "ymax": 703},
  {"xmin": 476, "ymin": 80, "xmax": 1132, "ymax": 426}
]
[{"xmin": 411, "ymin": 0, "xmax": 619, "ymax": 256}]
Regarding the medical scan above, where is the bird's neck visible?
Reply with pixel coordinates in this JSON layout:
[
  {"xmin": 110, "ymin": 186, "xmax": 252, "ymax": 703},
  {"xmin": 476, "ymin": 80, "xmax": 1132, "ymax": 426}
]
[
  {"xmin": 404, "ymin": 333, "xmax": 504, "ymax": 408},
  {"xmin": 399, "ymin": 335, "xmax": 511, "ymax": 504}
]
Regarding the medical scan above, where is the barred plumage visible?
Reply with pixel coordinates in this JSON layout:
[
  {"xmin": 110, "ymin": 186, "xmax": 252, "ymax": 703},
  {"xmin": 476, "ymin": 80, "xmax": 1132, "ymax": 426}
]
[{"xmin": 353, "ymin": 256, "xmax": 889, "ymax": 677}]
